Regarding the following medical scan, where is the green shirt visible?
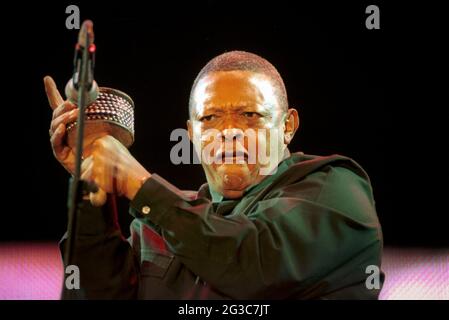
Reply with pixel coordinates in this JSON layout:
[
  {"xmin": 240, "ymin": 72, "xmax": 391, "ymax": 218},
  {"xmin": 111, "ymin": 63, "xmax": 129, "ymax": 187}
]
[{"xmin": 60, "ymin": 152, "xmax": 384, "ymax": 299}]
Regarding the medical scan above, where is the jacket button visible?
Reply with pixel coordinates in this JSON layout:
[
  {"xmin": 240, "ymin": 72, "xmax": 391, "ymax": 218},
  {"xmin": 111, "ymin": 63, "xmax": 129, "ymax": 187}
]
[{"xmin": 142, "ymin": 206, "xmax": 151, "ymax": 215}]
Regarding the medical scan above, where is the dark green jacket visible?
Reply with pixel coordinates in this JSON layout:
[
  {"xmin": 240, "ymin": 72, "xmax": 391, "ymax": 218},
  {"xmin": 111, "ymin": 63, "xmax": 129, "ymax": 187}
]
[{"xmin": 60, "ymin": 152, "xmax": 384, "ymax": 299}]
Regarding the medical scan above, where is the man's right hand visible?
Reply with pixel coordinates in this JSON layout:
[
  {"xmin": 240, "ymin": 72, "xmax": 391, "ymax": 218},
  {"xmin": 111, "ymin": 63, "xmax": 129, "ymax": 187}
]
[{"xmin": 44, "ymin": 76, "xmax": 79, "ymax": 175}]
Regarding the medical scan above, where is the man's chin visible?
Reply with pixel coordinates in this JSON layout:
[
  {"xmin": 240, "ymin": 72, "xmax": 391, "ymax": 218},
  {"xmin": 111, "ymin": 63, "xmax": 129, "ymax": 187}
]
[
  {"xmin": 217, "ymin": 171, "xmax": 251, "ymax": 199},
  {"xmin": 207, "ymin": 163, "xmax": 258, "ymax": 199},
  {"xmin": 221, "ymin": 189, "xmax": 246, "ymax": 199}
]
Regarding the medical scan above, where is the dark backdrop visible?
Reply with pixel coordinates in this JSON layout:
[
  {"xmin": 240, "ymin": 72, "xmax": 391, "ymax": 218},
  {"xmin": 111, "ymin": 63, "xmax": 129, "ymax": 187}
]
[{"xmin": 1, "ymin": 1, "xmax": 447, "ymax": 247}]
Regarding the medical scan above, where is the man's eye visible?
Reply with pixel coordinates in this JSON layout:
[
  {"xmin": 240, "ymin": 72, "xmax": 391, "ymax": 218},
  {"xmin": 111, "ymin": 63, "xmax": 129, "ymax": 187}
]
[
  {"xmin": 243, "ymin": 112, "xmax": 261, "ymax": 118},
  {"xmin": 200, "ymin": 115, "xmax": 215, "ymax": 122}
]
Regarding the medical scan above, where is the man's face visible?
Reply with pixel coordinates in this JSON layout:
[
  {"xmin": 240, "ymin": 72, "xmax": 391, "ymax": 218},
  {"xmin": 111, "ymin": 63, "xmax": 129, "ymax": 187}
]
[{"xmin": 188, "ymin": 70, "xmax": 296, "ymax": 199}]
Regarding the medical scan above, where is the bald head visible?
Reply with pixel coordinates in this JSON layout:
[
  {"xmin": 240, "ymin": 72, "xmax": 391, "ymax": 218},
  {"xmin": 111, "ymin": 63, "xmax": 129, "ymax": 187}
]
[{"xmin": 189, "ymin": 51, "xmax": 288, "ymax": 118}]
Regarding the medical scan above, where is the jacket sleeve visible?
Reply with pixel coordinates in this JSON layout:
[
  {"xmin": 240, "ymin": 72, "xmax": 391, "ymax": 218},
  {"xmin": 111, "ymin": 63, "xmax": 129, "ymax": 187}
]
[
  {"xmin": 60, "ymin": 195, "xmax": 139, "ymax": 299},
  {"xmin": 130, "ymin": 166, "xmax": 384, "ymax": 299}
]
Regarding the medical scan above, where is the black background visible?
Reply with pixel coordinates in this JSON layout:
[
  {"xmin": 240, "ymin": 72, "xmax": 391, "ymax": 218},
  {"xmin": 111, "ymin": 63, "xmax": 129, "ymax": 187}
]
[{"xmin": 1, "ymin": 1, "xmax": 447, "ymax": 246}]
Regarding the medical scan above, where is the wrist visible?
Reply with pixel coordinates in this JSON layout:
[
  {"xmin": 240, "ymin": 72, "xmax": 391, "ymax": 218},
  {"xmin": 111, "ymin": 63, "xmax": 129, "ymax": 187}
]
[{"xmin": 127, "ymin": 171, "xmax": 151, "ymax": 201}]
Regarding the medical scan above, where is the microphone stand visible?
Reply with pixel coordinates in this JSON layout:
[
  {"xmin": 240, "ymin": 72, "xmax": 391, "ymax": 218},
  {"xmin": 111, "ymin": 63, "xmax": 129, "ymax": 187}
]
[{"xmin": 62, "ymin": 23, "xmax": 95, "ymax": 299}]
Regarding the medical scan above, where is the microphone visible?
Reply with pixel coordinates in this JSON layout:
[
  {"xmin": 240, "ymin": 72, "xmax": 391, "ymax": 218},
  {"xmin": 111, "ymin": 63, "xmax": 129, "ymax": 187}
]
[
  {"xmin": 64, "ymin": 20, "xmax": 135, "ymax": 206},
  {"xmin": 62, "ymin": 20, "xmax": 137, "ymax": 301},
  {"xmin": 65, "ymin": 20, "xmax": 99, "ymax": 106}
]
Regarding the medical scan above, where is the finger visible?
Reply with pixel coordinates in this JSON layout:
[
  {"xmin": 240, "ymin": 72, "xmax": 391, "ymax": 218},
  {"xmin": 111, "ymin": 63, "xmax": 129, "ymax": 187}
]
[
  {"xmin": 50, "ymin": 109, "xmax": 79, "ymax": 133},
  {"xmin": 80, "ymin": 161, "xmax": 101, "ymax": 196},
  {"xmin": 80, "ymin": 160, "xmax": 93, "ymax": 181},
  {"xmin": 81, "ymin": 155, "xmax": 93, "ymax": 174},
  {"xmin": 81, "ymin": 159, "xmax": 102, "ymax": 194},
  {"xmin": 79, "ymin": 156, "xmax": 107, "ymax": 206},
  {"xmin": 44, "ymin": 76, "xmax": 64, "ymax": 110},
  {"xmin": 89, "ymin": 159, "xmax": 109, "ymax": 206},
  {"xmin": 50, "ymin": 123, "xmax": 68, "ymax": 156},
  {"xmin": 93, "ymin": 152, "xmax": 117, "ymax": 195},
  {"xmin": 53, "ymin": 100, "xmax": 77, "ymax": 119},
  {"xmin": 90, "ymin": 188, "xmax": 107, "ymax": 207},
  {"xmin": 92, "ymin": 156, "xmax": 109, "ymax": 193}
]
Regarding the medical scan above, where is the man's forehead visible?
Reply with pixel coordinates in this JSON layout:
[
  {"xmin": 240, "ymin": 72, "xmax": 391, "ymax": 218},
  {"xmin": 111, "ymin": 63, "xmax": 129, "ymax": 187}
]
[{"xmin": 193, "ymin": 70, "xmax": 278, "ymax": 110}]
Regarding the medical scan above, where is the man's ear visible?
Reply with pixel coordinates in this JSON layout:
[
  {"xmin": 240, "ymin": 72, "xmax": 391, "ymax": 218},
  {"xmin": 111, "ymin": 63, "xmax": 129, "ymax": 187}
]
[
  {"xmin": 187, "ymin": 119, "xmax": 193, "ymax": 141},
  {"xmin": 283, "ymin": 108, "xmax": 299, "ymax": 145}
]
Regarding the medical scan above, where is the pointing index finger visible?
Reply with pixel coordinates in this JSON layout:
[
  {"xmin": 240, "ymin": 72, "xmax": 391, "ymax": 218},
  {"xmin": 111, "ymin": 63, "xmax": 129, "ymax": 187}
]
[{"xmin": 44, "ymin": 76, "xmax": 64, "ymax": 110}]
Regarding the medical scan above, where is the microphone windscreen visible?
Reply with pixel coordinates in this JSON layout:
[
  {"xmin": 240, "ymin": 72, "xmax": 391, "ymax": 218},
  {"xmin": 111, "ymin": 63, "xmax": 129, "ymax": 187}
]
[{"xmin": 65, "ymin": 78, "xmax": 99, "ymax": 106}]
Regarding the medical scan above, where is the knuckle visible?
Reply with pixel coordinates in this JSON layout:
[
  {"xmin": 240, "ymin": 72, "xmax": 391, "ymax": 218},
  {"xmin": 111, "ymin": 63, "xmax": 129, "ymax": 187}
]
[
  {"xmin": 54, "ymin": 102, "xmax": 76, "ymax": 118},
  {"xmin": 68, "ymin": 113, "xmax": 77, "ymax": 122},
  {"xmin": 93, "ymin": 138, "xmax": 103, "ymax": 149},
  {"xmin": 62, "ymin": 100, "xmax": 72, "ymax": 109},
  {"xmin": 104, "ymin": 135, "xmax": 114, "ymax": 142},
  {"xmin": 92, "ymin": 166, "xmax": 102, "ymax": 180},
  {"xmin": 52, "ymin": 108, "xmax": 58, "ymax": 118}
]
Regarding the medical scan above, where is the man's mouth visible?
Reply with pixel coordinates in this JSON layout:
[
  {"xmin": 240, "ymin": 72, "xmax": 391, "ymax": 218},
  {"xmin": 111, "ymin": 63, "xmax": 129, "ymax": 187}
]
[{"xmin": 216, "ymin": 150, "xmax": 249, "ymax": 163}]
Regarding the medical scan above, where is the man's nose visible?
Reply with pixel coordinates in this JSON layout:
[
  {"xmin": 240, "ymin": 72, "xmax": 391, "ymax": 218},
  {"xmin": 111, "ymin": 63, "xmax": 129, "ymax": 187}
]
[{"xmin": 221, "ymin": 128, "xmax": 244, "ymax": 142}]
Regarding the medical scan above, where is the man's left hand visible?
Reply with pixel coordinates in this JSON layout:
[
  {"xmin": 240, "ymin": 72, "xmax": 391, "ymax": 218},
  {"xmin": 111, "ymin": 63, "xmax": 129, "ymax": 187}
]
[{"xmin": 81, "ymin": 135, "xmax": 151, "ymax": 201}]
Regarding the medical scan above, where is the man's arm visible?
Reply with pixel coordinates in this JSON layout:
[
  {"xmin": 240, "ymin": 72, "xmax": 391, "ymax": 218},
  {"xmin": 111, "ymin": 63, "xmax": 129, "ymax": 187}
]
[
  {"xmin": 60, "ymin": 195, "xmax": 139, "ymax": 299},
  {"xmin": 44, "ymin": 76, "xmax": 141, "ymax": 299},
  {"xmin": 130, "ymin": 165, "xmax": 383, "ymax": 299}
]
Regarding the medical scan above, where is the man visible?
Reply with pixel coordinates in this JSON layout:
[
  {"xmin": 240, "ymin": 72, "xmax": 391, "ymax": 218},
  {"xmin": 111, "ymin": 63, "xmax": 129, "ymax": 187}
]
[{"xmin": 45, "ymin": 51, "xmax": 384, "ymax": 299}]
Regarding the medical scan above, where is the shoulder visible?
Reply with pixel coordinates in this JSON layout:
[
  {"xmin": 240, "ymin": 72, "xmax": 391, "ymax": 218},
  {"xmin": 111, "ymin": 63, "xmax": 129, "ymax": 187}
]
[
  {"xmin": 278, "ymin": 152, "xmax": 379, "ymax": 222},
  {"xmin": 278, "ymin": 152, "xmax": 372, "ymax": 189},
  {"xmin": 283, "ymin": 152, "xmax": 373, "ymax": 190},
  {"xmin": 287, "ymin": 152, "xmax": 371, "ymax": 181}
]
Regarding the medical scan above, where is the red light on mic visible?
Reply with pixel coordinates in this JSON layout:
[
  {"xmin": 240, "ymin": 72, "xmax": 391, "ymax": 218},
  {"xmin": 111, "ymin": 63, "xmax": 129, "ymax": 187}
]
[{"xmin": 88, "ymin": 44, "xmax": 96, "ymax": 53}]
